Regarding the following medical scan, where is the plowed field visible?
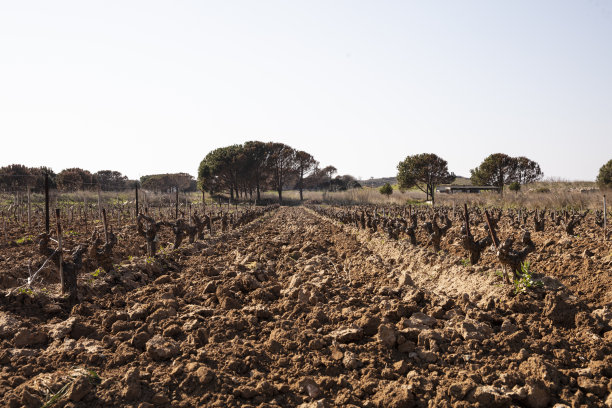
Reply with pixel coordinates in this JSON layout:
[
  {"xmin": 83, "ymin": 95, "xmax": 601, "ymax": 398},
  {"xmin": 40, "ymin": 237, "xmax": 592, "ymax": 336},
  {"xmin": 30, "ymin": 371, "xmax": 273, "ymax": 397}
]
[{"xmin": 0, "ymin": 207, "xmax": 610, "ymax": 407}]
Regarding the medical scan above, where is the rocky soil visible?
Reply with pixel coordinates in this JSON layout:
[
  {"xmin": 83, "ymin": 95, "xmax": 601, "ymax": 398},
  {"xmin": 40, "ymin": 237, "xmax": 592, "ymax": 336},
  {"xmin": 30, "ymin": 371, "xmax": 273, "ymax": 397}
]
[{"xmin": 0, "ymin": 207, "xmax": 610, "ymax": 407}]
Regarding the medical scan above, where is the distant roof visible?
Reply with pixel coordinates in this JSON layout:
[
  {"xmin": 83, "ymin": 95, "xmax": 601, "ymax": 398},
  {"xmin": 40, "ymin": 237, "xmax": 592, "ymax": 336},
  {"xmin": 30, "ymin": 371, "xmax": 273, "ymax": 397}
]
[{"xmin": 437, "ymin": 185, "xmax": 498, "ymax": 191}]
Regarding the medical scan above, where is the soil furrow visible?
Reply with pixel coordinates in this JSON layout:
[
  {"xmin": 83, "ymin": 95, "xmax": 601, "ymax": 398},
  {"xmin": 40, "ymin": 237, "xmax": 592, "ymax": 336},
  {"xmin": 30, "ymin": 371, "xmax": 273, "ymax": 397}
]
[{"xmin": 0, "ymin": 207, "xmax": 610, "ymax": 408}]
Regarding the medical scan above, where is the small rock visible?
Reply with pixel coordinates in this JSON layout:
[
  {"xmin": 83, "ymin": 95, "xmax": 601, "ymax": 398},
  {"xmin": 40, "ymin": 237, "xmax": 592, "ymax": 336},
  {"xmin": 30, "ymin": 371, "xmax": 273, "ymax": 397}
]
[
  {"xmin": 195, "ymin": 367, "xmax": 214, "ymax": 385},
  {"xmin": 398, "ymin": 271, "xmax": 413, "ymax": 287},
  {"xmin": 417, "ymin": 350, "xmax": 437, "ymax": 363},
  {"xmin": 342, "ymin": 351, "xmax": 363, "ymax": 369},
  {"xmin": 543, "ymin": 293, "xmax": 575, "ymax": 326},
  {"xmin": 330, "ymin": 347, "xmax": 344, "ymax": 361},
  {"xmin": 14, "ymin": 329, "xmax": 47, "ymax": 347},
  {"xmin": 146, "ymin": 335, "xmax": 179, "ymax": 361},
  {"xmin": 501, "ymin": 319, "xmax": 517, "ymax": 334},
  {"xmin": 457, "ymin": 319, "xmax": 492, "ymax": 341},
  {"xmin": 203, "ymin": 281, "xmax": 216, "ymax": 293},
  {"xmin": 404, "ymin": 312, "xmax": 437, "ymax": 329},
  {"xmin": 448, "ymin": 381, "xmax": 476, "ymax": 399},
  {"xmin": 154, "ymin": 274, "xmax": 172, "ymax": 284},
  {"xmin": 48, "ymin": 317, "xmax": 78, "ymax": 340},
  {"xmin": 298, "ymin": 377, "xmax": 322, "ymax": 399},
  {"xmin": 298, "ymin": 399, "xmax": 328, "ymax": 408},
  {"xmin": 377, "ymin": 324, "xmax": 397, "ymax": 348},
  {"xmin": 123, "ymin": 368, "xmax": 141, "ymax": 401},
  {"xmin": 0, "ymin": 312, "xmax": 19, "ymax": 338},
  {"xmin": 372, "ymin": 383, "xmax": 414, "ymax": 408},
  {"xmin": 69, "ymin": 376, "xmax": 92, "ymax": 402},
  {"xmin": 393, "ymin": 360, "xmax": 410, "ymax": 375},
  {"xmin": 331, "ymin": 327, "xmax": 363, "ymax": 343},
  {"xmin": 471, "ymin": 385, "xmax": 511, "ymax": 407},
  {"xmin": 356, "ymin": 314, "xmax": 381, "ymax": 336},
  {"xmin": 525, "ymin": 380, "xmax": 550, "ymax": 408},
  {"xmin": 576, "ymin": 376, "xmax": 607, "ymax": 398},
  {"xmin": 131, "ymin": 332, "xmax": 151, "ymax": 350},
  {"xmin": 234, "ymin": 385, "xmax": 258, "ymax": 399}
]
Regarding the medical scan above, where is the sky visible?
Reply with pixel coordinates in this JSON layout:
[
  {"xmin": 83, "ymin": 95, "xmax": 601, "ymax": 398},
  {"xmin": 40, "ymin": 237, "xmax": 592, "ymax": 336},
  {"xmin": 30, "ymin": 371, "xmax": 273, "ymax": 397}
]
[{"xmin": 1, "ymin": 0, "xmax": 611, "ymax": 181}]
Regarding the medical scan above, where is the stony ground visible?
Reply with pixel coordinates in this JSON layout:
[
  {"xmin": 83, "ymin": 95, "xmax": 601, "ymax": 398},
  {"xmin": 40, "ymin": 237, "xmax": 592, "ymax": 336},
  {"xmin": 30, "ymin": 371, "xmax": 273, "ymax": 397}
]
[{"xmin": 0, "ymin": 207, "xmax": 610, "ymax": 407}]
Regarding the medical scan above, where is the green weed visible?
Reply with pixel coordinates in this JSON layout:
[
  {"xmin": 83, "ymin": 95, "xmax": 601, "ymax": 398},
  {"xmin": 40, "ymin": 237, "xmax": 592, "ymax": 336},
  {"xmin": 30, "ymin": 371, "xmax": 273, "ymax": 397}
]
[
  {"xmin": 512, "ymin": 261, "xmax": 543, "ymax": 294},
  {"xmin": 17, "ymin": 287, "xmax": 34, "ymax": 296},
  {"xmin": 15, "ymin": 236, "xmax": 33, "ymax": 245}
]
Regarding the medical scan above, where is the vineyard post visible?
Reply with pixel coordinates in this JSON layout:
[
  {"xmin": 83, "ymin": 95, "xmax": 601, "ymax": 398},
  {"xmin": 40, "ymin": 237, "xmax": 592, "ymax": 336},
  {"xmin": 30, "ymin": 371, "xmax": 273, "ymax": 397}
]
[
  {"xmin": 84, "ymin": 201, "xmax": 88, "ymax": 233},
  {"xmin": 135, "ymin": 184, "xmax": 139, "ymax": 217},
  {"xmin": 464, "ymin": 203, "xmax": 470, "ymax": 236},
  {"xmin": 175, "ymin": 187, "xmax": 179, "ymax": 220},
  {"xmin": 15, "ymin": 192, "xmax": 19, "ymax": 223},
  {"xmin": 56, "ymin": 209, "xmax": 64, "ymax": 292},
  {"xmin": 45, "ymin": 172, "xmax": 50, "ymax": 233},
  {"xmin": 102, "ymin": 208, "xmax": 109, "ymax": 244},
  {"xmin": 27, "ymin": 186, "xmax": 31, "ymax": 230},
  {"xmin": 97, "ymin": 183, "xmax": 102, "ymax": 220},
  {"xmin": 604, "ymin": 194, "xmax": 607, "ymax": 241},
  {"xmin": 2, "ymin": 211, "xmax": 6, "ymax": 244}
]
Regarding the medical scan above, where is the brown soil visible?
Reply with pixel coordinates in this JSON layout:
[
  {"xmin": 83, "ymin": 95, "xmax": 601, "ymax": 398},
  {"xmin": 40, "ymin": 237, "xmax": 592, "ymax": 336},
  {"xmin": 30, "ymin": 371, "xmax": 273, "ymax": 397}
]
[{"xmin": 0, "ymin": 207, "xmax": 610, "ymax": 407}]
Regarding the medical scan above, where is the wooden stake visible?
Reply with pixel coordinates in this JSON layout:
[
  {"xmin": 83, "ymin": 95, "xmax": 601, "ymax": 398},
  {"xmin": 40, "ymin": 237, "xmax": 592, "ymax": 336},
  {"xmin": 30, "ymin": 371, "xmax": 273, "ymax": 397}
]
[
  {"xmin": 97, "ymin": 184, "xmax": 102, "ymax": 220},
  {"xmin": 464, "ymin": 203, "xmax": 470, "ymax": 236},
  {"xmin": 604, "ymin": 194, "xmax": 607, "ymax": 241},
  {"xmin": 56, "ymin": 209, "xmax": 64, "ymax": 292},
  {"xmin": 175, "ymin": 188, "xmax": 179, "ymax": 220},
  {"xmin": 27, "ymin": 187, "xmax": 31, "ymax": 230},
  {"xmin": 45, "ymin": 173, "xmax": 50, "ymax": 233},
  {"xmin": 2, "ymin": 211, "xmax": 6, "ymax": 244},
  {"xmin": 102, "ymin": 208, "xmax": 109, "ymax": 244},
  {"xmin": 135, "ymin": 184, "xmax": 139, "ymax": 217}
]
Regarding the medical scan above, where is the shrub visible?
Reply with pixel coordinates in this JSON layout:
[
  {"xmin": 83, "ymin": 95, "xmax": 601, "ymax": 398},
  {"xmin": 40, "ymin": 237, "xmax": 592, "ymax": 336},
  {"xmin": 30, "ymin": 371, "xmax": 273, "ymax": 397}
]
[
  {"xmin": 508, "ymin": 182, "xmax": 521, "ymax": 192},
  {"xmin": 379, "ymin": 183, "xmax": 393, "ymax": 197}
]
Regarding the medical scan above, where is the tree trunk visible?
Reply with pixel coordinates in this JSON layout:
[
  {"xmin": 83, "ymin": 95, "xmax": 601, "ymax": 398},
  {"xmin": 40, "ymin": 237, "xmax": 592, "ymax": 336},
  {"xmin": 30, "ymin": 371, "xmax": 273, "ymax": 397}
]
[
  {"xmin": 278, "ymin": 189, "xmax": 283, "ymax": 203},
  {"xmin": 431, "ymin": 185, "xmax": 435, "ymax": 206}
]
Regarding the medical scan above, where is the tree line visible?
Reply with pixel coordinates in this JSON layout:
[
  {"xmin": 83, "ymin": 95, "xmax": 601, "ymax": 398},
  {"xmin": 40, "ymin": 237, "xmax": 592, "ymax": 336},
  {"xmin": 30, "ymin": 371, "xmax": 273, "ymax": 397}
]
[
  {"xmin": 3, "ymin": 152, "xmax": 610, "ymax": 199},
  {"xmin": 0, "ymin": 164, "xmax": 198, "ymax": 193},
  {"xmin": 198, "ymin": 141, "xmax": 359, "ymax": 203}
]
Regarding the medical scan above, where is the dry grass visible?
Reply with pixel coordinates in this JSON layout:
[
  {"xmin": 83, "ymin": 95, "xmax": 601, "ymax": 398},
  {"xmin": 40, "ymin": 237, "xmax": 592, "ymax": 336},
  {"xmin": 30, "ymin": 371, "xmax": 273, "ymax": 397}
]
[
  {"xmin": 263, "ymin": 180, "xmax": 608, "ymax": 210},
  {"xmin": 3, "ymin": 179, "xmax": 605, "ymax": 211},
  {"xmin": 262, "ymin": 188, "xmax": 425, "ymax": 206}
]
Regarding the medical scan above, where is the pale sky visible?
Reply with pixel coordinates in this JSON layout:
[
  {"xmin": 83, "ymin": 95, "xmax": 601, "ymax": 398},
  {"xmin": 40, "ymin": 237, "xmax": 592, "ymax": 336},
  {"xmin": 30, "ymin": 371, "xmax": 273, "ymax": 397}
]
[{"xmin": 1, "ymin": 1, "xmax": 611, "ymax": 181}]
